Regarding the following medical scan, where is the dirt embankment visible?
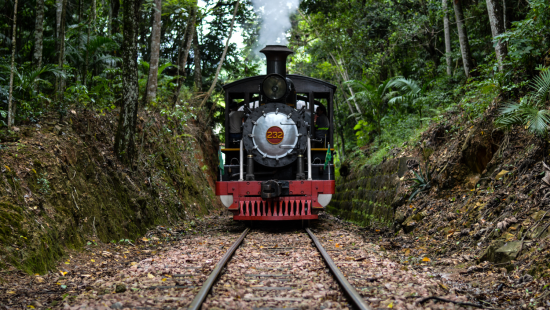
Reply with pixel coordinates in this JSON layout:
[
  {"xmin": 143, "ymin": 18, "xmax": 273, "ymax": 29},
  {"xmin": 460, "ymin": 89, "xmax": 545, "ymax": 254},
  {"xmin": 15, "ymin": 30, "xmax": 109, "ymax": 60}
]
[
  {"xmin": 0, "ymin": 110, "xmax": 221, "ymax": 274},
  {"xmin": 381, "ymin": 101, "xmax": 550, "ymax": 307}
]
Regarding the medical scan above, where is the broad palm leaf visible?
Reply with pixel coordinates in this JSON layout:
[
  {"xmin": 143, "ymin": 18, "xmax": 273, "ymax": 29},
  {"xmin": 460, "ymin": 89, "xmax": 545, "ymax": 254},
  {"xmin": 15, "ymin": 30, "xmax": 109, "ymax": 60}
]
[
  {"xmin": 386, "ymin": 77, "xmax": 422, "ymax": 106},
  {"xmin": 531, "ymin": 69, "xmax": 550, "ymax": 105},
  {"xmin": 2, "ymin": 64, "xmax": 65, "ymax": 99},
  {"xmin": 496, "ymin": 95, "xmax": 550, "ymax": 137}
]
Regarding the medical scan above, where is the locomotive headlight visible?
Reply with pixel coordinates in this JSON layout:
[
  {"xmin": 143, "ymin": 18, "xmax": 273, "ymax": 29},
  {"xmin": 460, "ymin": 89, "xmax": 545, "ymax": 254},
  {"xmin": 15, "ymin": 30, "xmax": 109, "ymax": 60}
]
[{"xmin": 262, "ymin": 74, "xmax": 287, "ymax": 100}]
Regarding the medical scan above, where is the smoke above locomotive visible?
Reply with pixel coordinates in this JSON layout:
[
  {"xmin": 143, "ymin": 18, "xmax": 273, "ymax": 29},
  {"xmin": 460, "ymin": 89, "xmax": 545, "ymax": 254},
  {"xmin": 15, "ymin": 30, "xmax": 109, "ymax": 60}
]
[{"xmin": 252, "ymin": 0, "xmax": 300, "ymax": 48}]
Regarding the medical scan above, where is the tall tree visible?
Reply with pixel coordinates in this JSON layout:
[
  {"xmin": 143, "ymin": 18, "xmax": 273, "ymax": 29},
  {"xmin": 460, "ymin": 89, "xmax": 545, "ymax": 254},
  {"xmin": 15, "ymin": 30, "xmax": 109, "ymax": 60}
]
[
  {"xmin": 7, "ymin": 0, "xmax": 19, "ymax": 128},
  {"xmin": 173, "ymin": 5, "xmax": 197, "ymax": 103},
  {"xmin": 56, "ymin": 0, "xmax": 67, "ymax": 99},
  {"xmin": 453, "ymin": 0, "xmax": 474, "ymax": 77},
  {"xmin": 193, "ymin": 26, "xmax": 202, "ymax": 91},
  {"xmin": 443, "ymin": 0, "xmax": 452, "ymax": 76},
  {"xmin": 330, "ymin": 53, "xmax": 362, "ymax": 115},
  {"xmin": 56, "ymin": 0, "xmax": 63, "ymax": 39},
  {"xmin": 486, "ymin": 0, "xmax": 507, "ymax": 71},
  {"xmin": 115, "ymin": 0, "xmax": 141, "ymax": 165},
  {"xmin": 84, "ymin": 0, "xmax": 97, "ymax": 86},
  {"xmin": 200, "ymin": 0, "xmax": 240, "ymax": 109},
  {"xmin": 34, "ymin": 0, "xmax": 45, "ymax": 70},
  {"xmin": 502, "ymin": 0, "xmax": 507, "ymax": 30},
  {"xmin": 298, "ymin": 10, "xmax": 361, "ymax": 116},
  {"xmin": 145, "ymin": 0, "xmax": 162, "ymax": 104}
]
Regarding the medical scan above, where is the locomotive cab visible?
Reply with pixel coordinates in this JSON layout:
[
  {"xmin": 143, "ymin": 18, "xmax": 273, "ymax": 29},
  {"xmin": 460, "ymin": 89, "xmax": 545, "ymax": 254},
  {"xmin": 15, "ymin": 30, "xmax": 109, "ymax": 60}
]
[{"xmin": 216, "ymin": 45, "xmax": 336, "ymax": 220}]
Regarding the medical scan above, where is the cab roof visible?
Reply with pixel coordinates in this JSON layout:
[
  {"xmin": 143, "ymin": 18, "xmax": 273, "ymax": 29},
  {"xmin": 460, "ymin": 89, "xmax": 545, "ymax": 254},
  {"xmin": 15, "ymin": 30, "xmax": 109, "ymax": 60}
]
[{"xmin": 223, "ymin": 74, "xmax": 337, "ymax": 95}]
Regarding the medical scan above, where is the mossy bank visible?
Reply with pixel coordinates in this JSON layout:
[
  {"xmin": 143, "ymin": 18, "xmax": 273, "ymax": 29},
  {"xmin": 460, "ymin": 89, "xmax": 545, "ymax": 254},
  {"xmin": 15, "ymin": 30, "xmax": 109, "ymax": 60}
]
[{"xmin": 0, "ymin": 110, "xmax": 220, "ymax": 274}]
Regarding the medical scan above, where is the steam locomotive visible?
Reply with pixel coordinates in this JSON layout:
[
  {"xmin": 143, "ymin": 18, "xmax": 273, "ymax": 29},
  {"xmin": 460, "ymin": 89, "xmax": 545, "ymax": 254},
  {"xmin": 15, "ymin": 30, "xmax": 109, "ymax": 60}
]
[{"xmin": 216, "ymin": 45, "xmax": 335, "ymax": 220}]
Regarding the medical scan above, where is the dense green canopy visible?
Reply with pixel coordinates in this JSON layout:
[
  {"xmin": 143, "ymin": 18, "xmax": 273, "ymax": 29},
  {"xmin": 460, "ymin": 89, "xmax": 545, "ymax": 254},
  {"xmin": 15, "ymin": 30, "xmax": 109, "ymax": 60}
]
[{"xmin": 1, "ymin": 0, "xmax": 549, "ymax": 165}]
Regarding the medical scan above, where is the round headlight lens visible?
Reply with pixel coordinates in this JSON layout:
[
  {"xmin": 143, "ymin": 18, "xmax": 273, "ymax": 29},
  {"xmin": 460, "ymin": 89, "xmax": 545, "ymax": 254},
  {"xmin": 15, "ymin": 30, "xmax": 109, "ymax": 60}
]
[{"xmin": 262, "ymin": 74, "xmax": 287, "ymax": 100}]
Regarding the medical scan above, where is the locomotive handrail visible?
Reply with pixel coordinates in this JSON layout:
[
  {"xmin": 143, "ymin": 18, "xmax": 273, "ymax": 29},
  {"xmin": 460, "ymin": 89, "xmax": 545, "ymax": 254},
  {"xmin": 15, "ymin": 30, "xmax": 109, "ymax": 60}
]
[
  {"xmin": 221, "ymin": 148, "xmax": 241, "ymax": 152},
  {"xmin": 307, "ymin": 137, "xmax": 312, "ymax": 180},
  {"xmin": 311, "ymin": 148, "xmax": 335, "ymax": 151},
  {"xmin": 239, "ymin": 140, "xmax": 244, "ymax": 181}
]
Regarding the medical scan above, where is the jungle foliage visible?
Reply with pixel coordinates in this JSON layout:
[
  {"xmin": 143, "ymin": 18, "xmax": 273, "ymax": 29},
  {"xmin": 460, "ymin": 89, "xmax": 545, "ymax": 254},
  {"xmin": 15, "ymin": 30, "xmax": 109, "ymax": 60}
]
[
  {"xmin": 0, "ymin": 0, "xmax": 259, "ymax": 129},
  {"xmin": 289, "ymin": 0, "xmax": 550, "ymax": 166},
  {"xmin": 1, "ymin": 0, "xmax": 550, "ymax": 169}
]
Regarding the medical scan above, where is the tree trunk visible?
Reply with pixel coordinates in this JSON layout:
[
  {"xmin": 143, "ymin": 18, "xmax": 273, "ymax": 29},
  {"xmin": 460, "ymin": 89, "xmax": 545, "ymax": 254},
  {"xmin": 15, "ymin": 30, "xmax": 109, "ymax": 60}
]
[
  {"xmin": 200, "ymin": 0, "xmax": 240, "ymax": 109},
  {"xmin": 85, "ymin": 0, "xmax": 95, "ymax": 86},
  {"xmin": 108, "ymin": 0, "xmax": 112, "ymax": 36},
  {"xmin": 144, "ymin": 0, "xmax": 162, "ymax": 104},
  {"xmin": 193, "ymin": 26, "xmax": 202, "ymax": 91},
  {"xmin": 115, "ymin": 0, "xmax": 141, "ymax": 165},
  {"xmin": 329, "ymin": 53, "xmax": 362, "ymax": 115},
  {"xmin": 443, "ymin": 0, "xmax": 452, "ymax": 76},
  {"xmin": 453, "ymin": 0, "xmax": 474, "ymax": 77},
  {"xmin": 90, "ymin": 0, "xmax": 97, "ymax": 21},
  {"xmin": 173, "ymin": 5, "xmax": 197, "ymax": 103},
  {"xmin": 56, "ymin": 0, "xmax": 62, "ymax": 39},
  {"xmin": 78, "ymin": 0, "xmax": 82, "ymax": 23},
  {"xmin": 503, "ymin": 0, "xmax": 506, "ymax": 30},
  {"xmin": 33, "ymin": 0, "xmax": 44, "ymax": 92},
  {"xmin": 486, "ymin": 0, "xmax": 507, "ymax": 71},
  {"xmin": 57, "ymin": 0, "xmax": 67, "ymax": 100},
  {"xmin": 34, "ymin": 0, "xmax": 44, "ymax": 69},
  {"xmin": 84, "ymin": 0, "xmax": 96, "ymax": 87},
  {"xmin": 111, "ymin": 0, "xmax": 121, "ymax": 34},
  {"xmin": 334, "ymin": 77, "xmax": 355, "ymax": 115},
  {"xmin": 7, "ymin": 0, "xmax": 18, "ymax": 128}
]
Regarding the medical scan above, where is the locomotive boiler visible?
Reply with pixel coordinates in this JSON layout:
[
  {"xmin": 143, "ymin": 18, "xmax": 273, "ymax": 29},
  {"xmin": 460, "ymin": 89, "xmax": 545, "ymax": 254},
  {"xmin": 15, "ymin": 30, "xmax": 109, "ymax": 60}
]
[{"xmin": 216, "ymin": 45, "xmax": 335, "ymax": 220}]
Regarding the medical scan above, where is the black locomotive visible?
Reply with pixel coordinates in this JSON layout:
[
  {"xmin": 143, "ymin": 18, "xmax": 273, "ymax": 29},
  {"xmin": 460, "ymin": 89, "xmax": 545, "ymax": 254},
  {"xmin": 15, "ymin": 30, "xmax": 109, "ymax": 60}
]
[{"xmin": 216, "ymin": 45, "xmax": 336, "ymax": 220}]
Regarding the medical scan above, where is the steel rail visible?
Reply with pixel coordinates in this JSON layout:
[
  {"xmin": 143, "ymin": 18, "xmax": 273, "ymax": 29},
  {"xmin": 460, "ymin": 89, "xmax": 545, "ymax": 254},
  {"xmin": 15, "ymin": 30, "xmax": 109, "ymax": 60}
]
[
  {"xmin": 188, "ymin": 228, "xmax": 250, "ymax": 310},
  {"xmin": 305, "ymin": 228, "xmax": 372, "ymax": 310}
]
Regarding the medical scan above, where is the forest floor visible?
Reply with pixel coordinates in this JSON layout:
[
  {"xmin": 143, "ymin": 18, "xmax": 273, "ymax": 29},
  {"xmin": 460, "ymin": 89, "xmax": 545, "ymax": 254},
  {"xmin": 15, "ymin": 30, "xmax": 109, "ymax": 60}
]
[{"xmin": 0, "ymin": 213, "xmax": 513, "ymax": 310}]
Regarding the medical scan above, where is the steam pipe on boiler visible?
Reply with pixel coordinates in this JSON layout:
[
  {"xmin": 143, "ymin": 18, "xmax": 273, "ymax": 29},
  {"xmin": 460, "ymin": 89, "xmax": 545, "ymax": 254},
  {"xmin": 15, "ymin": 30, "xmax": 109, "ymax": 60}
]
[
  {"xmin": 239, "ymin": 139, "xmax": 244, "ymax": 181},
  {"xmin": 328, "ymin": 143, "xmax": 331, "ymax": 181}
]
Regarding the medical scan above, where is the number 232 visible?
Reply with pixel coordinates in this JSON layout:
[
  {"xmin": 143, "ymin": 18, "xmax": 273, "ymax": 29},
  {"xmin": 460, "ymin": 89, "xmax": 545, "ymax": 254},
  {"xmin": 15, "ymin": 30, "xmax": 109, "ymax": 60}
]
[{"xmin": 267, "ymin": 131, "xmax": 283, "ymax": 139}]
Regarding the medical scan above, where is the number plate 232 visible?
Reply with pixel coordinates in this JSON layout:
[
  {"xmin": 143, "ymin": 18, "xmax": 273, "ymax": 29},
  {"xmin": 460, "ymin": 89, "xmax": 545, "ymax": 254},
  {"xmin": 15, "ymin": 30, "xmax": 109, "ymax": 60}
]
[{"xmin": 266, "ymin": 126, "xmax": 284, "ymax": 145}]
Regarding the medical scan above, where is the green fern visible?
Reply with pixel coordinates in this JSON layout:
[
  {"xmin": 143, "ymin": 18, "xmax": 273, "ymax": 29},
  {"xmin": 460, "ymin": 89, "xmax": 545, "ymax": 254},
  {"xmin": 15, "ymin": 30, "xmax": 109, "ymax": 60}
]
[{"xmin": 495, "ymin": 70, "xmax": 550, "ymax": 137}]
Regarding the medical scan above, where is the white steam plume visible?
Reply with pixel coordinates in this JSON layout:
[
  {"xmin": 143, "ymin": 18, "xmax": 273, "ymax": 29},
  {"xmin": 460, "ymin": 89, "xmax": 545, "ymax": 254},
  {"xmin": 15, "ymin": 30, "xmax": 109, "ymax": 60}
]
[{"xmin": 252, "ymin": 0, "xmax": 300, "ymax": 51}]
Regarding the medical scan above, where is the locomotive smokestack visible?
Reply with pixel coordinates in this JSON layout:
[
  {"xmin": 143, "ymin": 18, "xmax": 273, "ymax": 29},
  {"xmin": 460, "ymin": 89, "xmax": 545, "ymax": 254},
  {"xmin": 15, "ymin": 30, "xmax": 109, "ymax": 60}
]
[{"xmin": 260, "ymin": 45, "xmax": 294, "ymax": 76}]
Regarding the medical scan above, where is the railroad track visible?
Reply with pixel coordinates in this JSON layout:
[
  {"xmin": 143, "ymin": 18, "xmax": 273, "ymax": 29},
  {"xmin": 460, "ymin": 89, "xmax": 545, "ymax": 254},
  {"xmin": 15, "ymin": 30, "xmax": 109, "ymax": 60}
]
[{"xmin": 188, "ymin": 227, "xmax": 372, "ymax": 310}]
